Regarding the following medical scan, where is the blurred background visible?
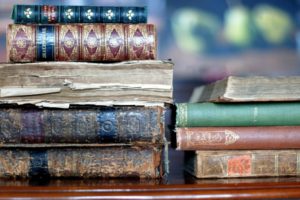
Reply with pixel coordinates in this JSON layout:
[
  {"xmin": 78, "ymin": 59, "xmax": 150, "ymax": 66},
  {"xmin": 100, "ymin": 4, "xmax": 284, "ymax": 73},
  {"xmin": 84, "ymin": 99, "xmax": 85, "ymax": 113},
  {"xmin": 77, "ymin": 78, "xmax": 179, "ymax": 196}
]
[{"xmin": 1, "ymin": 0, "xmax": 300, "ymax": 102}]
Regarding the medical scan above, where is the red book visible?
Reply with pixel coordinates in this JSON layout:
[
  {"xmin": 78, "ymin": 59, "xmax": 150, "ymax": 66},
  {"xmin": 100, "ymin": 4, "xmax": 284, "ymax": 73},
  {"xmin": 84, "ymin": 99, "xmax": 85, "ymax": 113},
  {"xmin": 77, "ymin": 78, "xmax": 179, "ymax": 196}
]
[
  {"xmin": 7, "ymin": 24, "xmax": 156, "ymax": 62},
  {"xmin": 177, "ymin": 126, "xmax": 300, "ymax": 150}
]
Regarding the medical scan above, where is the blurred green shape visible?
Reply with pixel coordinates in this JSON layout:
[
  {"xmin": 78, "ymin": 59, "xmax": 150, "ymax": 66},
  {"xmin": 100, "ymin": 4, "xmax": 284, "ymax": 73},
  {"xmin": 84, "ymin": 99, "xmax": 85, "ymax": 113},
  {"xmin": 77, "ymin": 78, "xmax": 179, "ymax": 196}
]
[
  {"xmin": 253, "ymin": 4, "xmax": 293, "ymax": 44},
  {"xmin": 171, "ymin": 8, "xmax": 220, "ymax": 54},
  {"xmin": 224, "ymin": 6, "xmax": 253, "ymax": 47}
]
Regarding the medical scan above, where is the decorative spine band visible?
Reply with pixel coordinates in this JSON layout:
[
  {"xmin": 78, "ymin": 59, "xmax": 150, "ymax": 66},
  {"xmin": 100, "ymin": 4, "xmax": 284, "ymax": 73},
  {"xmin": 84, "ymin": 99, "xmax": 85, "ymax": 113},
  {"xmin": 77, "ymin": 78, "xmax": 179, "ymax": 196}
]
[{"xmin": 12, "ymin": 5, "xmax": 147, "ymax": 24}]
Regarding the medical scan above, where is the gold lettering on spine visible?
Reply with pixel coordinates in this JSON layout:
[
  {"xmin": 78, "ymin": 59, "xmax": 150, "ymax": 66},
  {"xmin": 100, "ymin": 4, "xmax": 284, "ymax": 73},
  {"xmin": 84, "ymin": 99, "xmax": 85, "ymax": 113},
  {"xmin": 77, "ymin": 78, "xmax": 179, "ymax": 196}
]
[
  {"xmin": 297, "ymin": 152, "xmax": 300, "ymax": 175},
  {"xmin": 41, "ymin": 27, "xmax": 47, "ymax": 59},
  {"xmin": 187, "ymin": 130, "xmax": 239, "ymax": 146},
  {"xmin": 275, "ymin": 154, "xmax": 279, "ymax": 175}
]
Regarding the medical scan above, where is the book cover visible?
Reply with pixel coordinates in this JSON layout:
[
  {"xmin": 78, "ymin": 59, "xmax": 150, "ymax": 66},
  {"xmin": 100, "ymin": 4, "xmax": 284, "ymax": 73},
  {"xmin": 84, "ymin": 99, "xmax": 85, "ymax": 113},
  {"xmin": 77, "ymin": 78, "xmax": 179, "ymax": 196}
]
[
  {"xmin": 12, "ymin": 5, "xmax": 147, "ymax": 24},
  {"xmin": 190, "ymin": 76, "xmax": 300, "ymax": 103},
  {"xmin": 7, "ymin": 24, "xmax": 156, "ymax": 62},
  {"xmin": 0, "ymin": 146, "xmax": 163, "ymax": 178},
  {"xmin": 0, "ymin": 106, "xmax": 164, "ymax": 144},
  {"xmin": 176, "ymin": 126, "xmax": 300, "ymax": 150},
  {"xmin": 176, "ymin": 102, "xmax": 300, "ymax": 127},
  {"xmin": 185, "ymin": 150, "xmax": 300, "ymax": 178}
]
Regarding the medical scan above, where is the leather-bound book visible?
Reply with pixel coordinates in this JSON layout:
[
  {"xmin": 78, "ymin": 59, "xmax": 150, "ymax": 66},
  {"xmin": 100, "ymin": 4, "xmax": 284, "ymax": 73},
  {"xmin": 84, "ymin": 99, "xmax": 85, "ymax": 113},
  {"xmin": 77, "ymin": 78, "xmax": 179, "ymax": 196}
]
[
  {"xmin": 0, "ymin": 106, "xmax": 164, "ymax": 144},
  {"xmin": 176, "ymin": 102, "xmax": 300, "ymax": 127},
  {"xmin": 12, "ymin": 5, "xmax": 147, "ymax": 24},
  {"xmin": 185, "ymin": 150, "xmax": 300, "ymax": 178},
  {"xmin": 190, "ymin": 76, "xmax": 300, "ymax": 103},
  {"xmin": 7, "ymin": 24, "xmax": 156, "ymax": 62},
  {"xmin": 0, "ymin": 146, "xmax": 164, "ymax": 178},
  {"xmin": 176, "ymin": 126, "xmax": 300, "ymax": 150}
]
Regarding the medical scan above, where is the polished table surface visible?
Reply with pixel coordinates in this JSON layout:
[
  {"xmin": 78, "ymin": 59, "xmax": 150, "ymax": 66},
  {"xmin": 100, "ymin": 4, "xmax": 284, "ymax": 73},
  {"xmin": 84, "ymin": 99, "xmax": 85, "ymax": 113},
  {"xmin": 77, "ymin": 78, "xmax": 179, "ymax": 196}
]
[{"xmin": 1, "ymin": 149, "xmax": 300, "ymax": 199}]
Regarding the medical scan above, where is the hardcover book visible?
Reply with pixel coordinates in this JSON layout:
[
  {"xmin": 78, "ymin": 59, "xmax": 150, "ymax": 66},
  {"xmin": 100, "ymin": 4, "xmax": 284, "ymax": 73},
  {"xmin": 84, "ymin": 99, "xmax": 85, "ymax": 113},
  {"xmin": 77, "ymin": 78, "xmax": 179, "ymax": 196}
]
[
  {"xmin": 185, "ymin": 150, "xmax": 300, "ymax": 178},
  {"xmin": 12, "ymin": 5, "xmax": 147, "ymax": 24},
  {"xmin": 0, "ymin": 146, "xmax": 163, "ymax": 178},
  {"xmin": 176, "ymin": 126, "xmax": 300, "ymax": 150},
  {"xmin": 0, "ymin": 61, "xmax": 173, "ymax": 107},
  {"xmin": 7, "ymin": 24, "xmax": 156, "ymax": 62},
  {"xmin": 190, "ymin": 76, "xmax": 300, "ymax": 103},
  {"xmin": 176, "ymin": 102, "xmax": 300, "ymax": 127},
  {"xmin": 0, "ymin": 106, "xmax": 164, "ymax": 144}
]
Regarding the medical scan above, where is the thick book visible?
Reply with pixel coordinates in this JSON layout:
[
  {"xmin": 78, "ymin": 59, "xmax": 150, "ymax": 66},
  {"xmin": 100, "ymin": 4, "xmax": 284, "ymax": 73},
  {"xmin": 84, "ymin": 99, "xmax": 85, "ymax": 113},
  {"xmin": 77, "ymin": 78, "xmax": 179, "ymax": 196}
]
[
  {"xmin": 7, "ymin": 24, "xmax": 156, "ymax": 62},
  {"xmin": 190, "ymin": 76, "xmax": 300, "ymax": 103},
  {"xmin": 12, "ymin": 5, "xmax": 147, "ymax": 24},
  {"xmin": 0, "ymin": 146, "xmax": 163, "ymax": 178},
  {"xmin": 185, "ymin": 150, "xmax": 300, "ymax": 178},
  {"xmin": 176, "ymin": 126, "xmax": 300, "ymax": 150},
  {"xmin": 0, "ymin": 106, "xmax": 163, "ymax": 144},
  {"xmin": 176, "ymin": 102, "xmax": 300, "ymax": 127},
  {"xmin": 0, "ymin": 61, "xmax": 173, "ymax": 107}
]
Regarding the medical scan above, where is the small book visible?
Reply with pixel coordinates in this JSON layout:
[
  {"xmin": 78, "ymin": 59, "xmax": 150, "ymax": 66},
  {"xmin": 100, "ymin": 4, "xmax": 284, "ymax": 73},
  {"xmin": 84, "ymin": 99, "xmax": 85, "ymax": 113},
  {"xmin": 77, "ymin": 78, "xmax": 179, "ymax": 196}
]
[
  {"xmin": 185, "ymin": 150, "xmax": 300, "ymax": 178},
  {"xmin": 7, "ymin": 24, "xmax": 156, "ymax": 62},
  {"xmin": 176, "ymin": 126, "xmax": 300, "ymax": 150},
  {"xmin": 176, "ymin": 102, "xmax": 300, "ymax": 127},
  {"xmin": 12, "ymin": 5, "xmax": 147, "ymax": 24},
  {"xmin": 190, "ymin": 76, "xmax": 300, "ymax": 103}
]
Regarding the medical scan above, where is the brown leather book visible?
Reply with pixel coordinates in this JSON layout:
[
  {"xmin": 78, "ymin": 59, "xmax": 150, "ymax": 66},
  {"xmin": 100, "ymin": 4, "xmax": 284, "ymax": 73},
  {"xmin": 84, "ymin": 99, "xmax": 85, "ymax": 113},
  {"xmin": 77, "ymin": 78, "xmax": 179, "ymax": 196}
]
[
  {"xmin": 176, "ymin": 127, "xmax": 300, "ymax": 150},
  {"xmin": 0, "ymin": 146, "xmax": 164, "ymax": 178},
  {"xmin": 7, "ymin": 24, "xmax": 156, "ymax": 62},
  {"xmin": 185, "ymin": 150, "xmax": 300, "ymax": 178}
]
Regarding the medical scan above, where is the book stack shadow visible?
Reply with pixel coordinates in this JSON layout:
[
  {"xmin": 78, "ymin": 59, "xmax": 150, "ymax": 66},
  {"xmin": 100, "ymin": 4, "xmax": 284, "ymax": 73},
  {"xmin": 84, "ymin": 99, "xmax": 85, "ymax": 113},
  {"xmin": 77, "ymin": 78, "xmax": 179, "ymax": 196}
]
[
  {"xmin": 0, "ymin": 5, "xmax": 173, "ymax": 179},
  {"xmin": 176, "ymin": 76, "xmax": 300, "ymax": 178}
]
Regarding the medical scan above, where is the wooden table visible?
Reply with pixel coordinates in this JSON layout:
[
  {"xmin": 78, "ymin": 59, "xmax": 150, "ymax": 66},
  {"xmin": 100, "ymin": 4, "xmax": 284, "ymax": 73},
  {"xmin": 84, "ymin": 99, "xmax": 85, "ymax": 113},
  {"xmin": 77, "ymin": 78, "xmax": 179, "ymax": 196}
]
[{"xmin": 1, "ymin": 149, "xmax": 300, "ymax": 199}]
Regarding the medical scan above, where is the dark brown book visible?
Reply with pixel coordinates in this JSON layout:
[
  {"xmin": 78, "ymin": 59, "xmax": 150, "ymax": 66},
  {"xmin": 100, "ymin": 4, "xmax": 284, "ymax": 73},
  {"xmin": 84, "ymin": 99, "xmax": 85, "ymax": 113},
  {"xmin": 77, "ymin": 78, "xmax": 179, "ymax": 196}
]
[
  {"xmin": 190, "ymin": 76, "xmax": 300, "ymax": 103},
  {"xmin": 0, "ymin": 106, "xmax": 163, "ymax": 144},
  {"xmin": 176, "ymin": 127, "xmax": 300, "ymax": 150},
  {"xmin": 185, "ymin": 150, "xmax": 300, "ymax": 178},
  {"xmin": 0, "ymin": 146, "xmax": 164, "ymax": 178}
]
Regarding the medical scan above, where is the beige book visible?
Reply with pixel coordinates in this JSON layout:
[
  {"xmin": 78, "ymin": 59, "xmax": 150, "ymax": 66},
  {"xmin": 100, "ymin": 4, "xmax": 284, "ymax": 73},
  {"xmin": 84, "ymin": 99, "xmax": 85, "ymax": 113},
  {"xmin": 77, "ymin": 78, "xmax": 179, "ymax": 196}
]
[
  {"xmin": 190, "ymin": 76, "xmax": 300, "ymax": 103},
  {"xmin": 0, "ymin": 60, "xmax": 173, "ymax": 108}
]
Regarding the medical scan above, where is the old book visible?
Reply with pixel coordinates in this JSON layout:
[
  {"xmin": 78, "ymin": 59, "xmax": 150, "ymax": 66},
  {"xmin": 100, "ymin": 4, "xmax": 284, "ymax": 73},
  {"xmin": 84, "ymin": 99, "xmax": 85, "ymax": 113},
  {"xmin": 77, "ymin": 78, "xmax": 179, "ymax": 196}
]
[
  {"xmin": 190, "ymin": 76, "xmax": 300, "ymax": 103},
  {"xmin": 185, "ymin": 150, "xmax": 300, "ymax": 178},
  {"xmin": 12, "ymin": 5, "xmax": 147, "ymax": 24},
  {"xmin": 0, "ymin": 61, "xmax": 173, "ymax": 107},
  {"xmin": 7, "ymin": 24, "xmax": 156, "ymax": 62},
  {"xmin": 0, "ymin": 146, "xmax": 163, "ymax": 178},
  {"xmin": 176, "ymin": 102, "xmax": 300, "ymax": 127},
  {"xmin": 0, "ymin": 106, "xmax": 163, "ymax": 144},
  {"xmin": 176, "ymin": 127, "xmax": 300, "ymax": 150}
]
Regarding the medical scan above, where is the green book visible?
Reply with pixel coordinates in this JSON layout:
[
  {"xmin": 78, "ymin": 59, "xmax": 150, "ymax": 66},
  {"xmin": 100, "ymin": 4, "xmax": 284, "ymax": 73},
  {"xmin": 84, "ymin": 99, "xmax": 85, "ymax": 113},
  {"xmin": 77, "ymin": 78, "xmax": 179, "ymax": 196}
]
[{"xmin": 176, "ymin": 102, "xmax": 300, "ymax": 127}]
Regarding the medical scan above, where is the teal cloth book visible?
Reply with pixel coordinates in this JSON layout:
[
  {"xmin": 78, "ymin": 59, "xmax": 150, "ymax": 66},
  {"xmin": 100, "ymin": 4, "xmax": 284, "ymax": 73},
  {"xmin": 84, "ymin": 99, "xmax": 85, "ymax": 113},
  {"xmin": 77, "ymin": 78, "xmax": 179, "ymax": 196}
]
[
  {"xmin": 176, "ymin": 102, "xmax": 300, "ymax": 127},
  {"xmin": 12, "ymin": 5, "xmax": 147, "ymax": 24}
]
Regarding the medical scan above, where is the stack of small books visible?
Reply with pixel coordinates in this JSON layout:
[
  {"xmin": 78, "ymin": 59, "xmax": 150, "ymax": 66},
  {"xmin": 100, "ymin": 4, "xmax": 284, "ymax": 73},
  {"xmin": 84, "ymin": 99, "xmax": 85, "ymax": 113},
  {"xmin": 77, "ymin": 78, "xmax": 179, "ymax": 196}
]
[
  {"xmin": 0, "ymin": 4, "xmax": 173, "ymax": 178},
  {"xmin": 176, "ymin": 76, "xmax": 300, "ymax": 178}
]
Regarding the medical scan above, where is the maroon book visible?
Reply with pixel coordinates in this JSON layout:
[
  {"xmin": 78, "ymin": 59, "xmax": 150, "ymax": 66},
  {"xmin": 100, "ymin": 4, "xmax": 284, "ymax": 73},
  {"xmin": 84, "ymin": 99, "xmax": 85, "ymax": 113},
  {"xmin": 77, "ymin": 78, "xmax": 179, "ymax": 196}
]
[
  {"xmin": 177, "ymin": 126, "xmax": 300, "ymax": 150},
  {"xmin": 7, "ymin": 24, "xmax": 156, "ymax": 62}
]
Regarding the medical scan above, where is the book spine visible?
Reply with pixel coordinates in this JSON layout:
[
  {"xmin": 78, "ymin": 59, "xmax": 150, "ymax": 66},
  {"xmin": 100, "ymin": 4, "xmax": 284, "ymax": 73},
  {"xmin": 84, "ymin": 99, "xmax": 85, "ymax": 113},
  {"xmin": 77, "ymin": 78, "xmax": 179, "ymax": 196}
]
[
  {"xmin": 0, "ymin": 107, "xmax": 164, "ymax": 144},
  {"xmin": 185, "ymin": 150, "xmax": 300, "ymax": 178},
  {"xmin": 176, "ymin": 102, "xmax": 300, "ymax": 127},
  {"xmin": 7, "ymin": 24, "xmax": 156, "ymax": 62},
  {"xmin": 0, "ymin": 146, "xmax": 162, "ymax": 178},
  {"xmin": 12, "ymin": 5, "xmax": 147, "ymax": 24},
  {"xmin": 177, "ymin": 127, "xmax": 300, "ymax": 150}
]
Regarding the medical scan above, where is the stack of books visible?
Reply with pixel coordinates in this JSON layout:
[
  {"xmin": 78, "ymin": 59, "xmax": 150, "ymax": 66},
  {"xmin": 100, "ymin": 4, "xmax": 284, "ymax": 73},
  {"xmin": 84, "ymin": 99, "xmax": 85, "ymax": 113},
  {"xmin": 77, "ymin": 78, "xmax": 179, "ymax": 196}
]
[
  {"xmin": 0, "ymin": 4, "xmax": 173, "ymax": 178},
  {"xmin": 176, "ymin": 76, "xmax": 300, "ymax": 178}
]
